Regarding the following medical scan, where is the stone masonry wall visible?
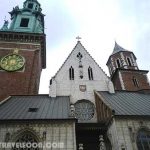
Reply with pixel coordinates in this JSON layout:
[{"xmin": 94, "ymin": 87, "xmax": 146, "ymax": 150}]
[
  {"xmin": 108, "ymin": 117, "xmax": 150, "ymax": 150},
  {"xmin": 0, "ymin": 121, "xmax": 76, "ymax": 150}
]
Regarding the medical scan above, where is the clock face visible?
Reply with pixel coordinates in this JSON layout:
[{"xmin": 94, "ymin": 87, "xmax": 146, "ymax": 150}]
[
  {"xmin": 75, "ymin": 100, "xmax": 95, "ymax": 121},
  {"xmin": 0, "ymin": 54, "xmax": 25, "ymax": 71}
]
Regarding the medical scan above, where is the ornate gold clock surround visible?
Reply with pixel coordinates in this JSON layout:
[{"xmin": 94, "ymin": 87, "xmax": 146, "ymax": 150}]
[{"xmin": 0, "ymin": 49, "xmax": 25, "ymax": 72}]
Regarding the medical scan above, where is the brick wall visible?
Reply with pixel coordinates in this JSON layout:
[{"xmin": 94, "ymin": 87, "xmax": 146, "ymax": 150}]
[
  {"xmin": 0, "ymin": 41, "xmax": 42, "ymax": 101},
  {"xmin": 112, "ymin": 70, "xmax": 150, "ymax": 91}
]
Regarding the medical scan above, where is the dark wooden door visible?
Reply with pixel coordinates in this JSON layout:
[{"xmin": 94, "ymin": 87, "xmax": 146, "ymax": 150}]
[
  {"xmin": 76, "ymin": 130, "xmax": 100, "ymax": 150},
  {"xmin": 76, "ymin": 129, "xmax": 112, "ymax": 150}
]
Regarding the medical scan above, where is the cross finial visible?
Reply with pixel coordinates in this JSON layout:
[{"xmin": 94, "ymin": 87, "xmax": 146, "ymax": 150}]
[{"xmin": 76, "ymin": 36, "xmax": 81, "ymax": 41}]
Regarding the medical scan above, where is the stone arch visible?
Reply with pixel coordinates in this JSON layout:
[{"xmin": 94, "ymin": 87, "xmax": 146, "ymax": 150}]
[{"xmin": 11, "ymin": 128, "xmax": 41, "ymax": 150}]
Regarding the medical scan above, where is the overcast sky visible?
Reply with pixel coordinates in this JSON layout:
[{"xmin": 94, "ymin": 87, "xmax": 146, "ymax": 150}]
[{"xmin": 0, "ymin": 0, "xmax": 150, "ymax": 93}]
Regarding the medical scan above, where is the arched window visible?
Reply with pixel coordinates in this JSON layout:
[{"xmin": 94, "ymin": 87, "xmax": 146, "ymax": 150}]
[
  {"xmin": 137, "ymin": 129, "xmax": 150, "ymax": 150},
  {"xmin": 127, "ymin": 57, "xmax": 132, "ymax": 66},
  {"xmin": 88, "ymin": 67, "xmax": 93, "ymax": 80},
  {"xmin": 13, "ymin": 131, "xmax": 39, "ymax": 150},
  {"xmin": 116, "ymin": 59, "xmax": 121, "ymax": 68},
  {"xmin": 69, "ymin": 66, "xmax": 74, "ymax": 80}
]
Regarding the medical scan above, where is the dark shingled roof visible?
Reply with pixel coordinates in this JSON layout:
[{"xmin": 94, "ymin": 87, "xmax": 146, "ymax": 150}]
[
  {"xmin": 112, "ymin": 42, "xmax": 128, "ymax": 55},
  {"xmin": 98, "ymin": 91, "xmax": 150, "ymax": 116},
  {"xmin": 0, "ymin": 95, "xmax": 71, "ymax": 120}
]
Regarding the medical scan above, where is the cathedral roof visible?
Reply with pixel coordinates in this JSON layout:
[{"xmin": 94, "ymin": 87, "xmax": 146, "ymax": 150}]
[
  {"xmin": 0, "ymin": 95, "xmax": 73, "ymax": 121},
  {"xmin": 97, "ymin": 91, "xmax": 150, "ymax": 116},
  {"xmin": 112, "ymin": 42, "xmax": 128, "ymax": 55}
]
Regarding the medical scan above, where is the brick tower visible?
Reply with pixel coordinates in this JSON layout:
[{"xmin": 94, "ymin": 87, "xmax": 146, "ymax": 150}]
[
  {"xmin": 0, "ymin": 0, "xmax": 46, "ymax": 101},
  {"xmin": 107, "ymin": 42, "xmax": 150, "ymax": 91}
]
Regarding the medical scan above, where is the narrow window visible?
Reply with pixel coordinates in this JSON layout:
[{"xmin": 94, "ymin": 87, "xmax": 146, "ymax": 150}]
[
  {"xmin": 50, "ymin": 79, "xmax": 52, "ymax": 85},
  {"xmin": 127, "ymin": 57, "xmax": 132, "ymax": 66},
  {"xmin": 116, "ymin": 59, "xmax": 121, "ymax": 68},
  {"xmin": 69, "ymin": 66, "xmax": 74, "ymax": 80},
  {"xmin": 132, "ymin": 77, "xmax": 139, "ymax": 87},
  {"xmin": 20, "ymin": 18, "xmax": 29, "ymax": 27},
  {"xmin": 88, "ymin": 67, "xmax": 93, "ymax": 80},
  {"xmin": 28, "ymin": 3, "xmax": 33, "ymax": 9}
]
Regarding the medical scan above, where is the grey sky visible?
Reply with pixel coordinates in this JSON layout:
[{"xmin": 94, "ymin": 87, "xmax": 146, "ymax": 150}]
[{"xmin": 0, "ymin": 0, "xmax": 150, "ymax": 93}]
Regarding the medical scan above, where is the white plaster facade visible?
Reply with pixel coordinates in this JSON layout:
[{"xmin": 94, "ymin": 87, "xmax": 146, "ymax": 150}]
[{"xmin": 49, "ymin": 41, "xmax": 114, "ymax": 123}]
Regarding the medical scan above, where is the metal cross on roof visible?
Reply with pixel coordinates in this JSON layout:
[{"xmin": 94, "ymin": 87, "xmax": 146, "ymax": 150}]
[{"xmin": 76, "ymin": 36, "xmax": 81, "ymax": 41}]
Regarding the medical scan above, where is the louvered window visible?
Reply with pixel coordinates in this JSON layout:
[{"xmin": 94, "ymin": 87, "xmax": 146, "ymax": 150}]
[
  {"xmin": 127, "ymin": 57, "xmax": 132, "ymax": 66},
  {"xmin": 132, "ymin": 77, "xmax": 139, "ymax": 87},
  {"xmin": 116, "ymin": 59, "xmax": 121, "ymax": 68}
]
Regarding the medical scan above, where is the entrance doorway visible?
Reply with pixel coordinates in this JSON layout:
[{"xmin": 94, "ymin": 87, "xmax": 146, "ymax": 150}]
[{"xmin": 76, "ymin": 124, "xmax": 111, "ymax": 150}]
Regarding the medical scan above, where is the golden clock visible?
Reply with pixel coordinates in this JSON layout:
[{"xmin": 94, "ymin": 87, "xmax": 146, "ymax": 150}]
[{"xmin": 0, "ymin": 54, "xmax": 25, "ymax": 71}]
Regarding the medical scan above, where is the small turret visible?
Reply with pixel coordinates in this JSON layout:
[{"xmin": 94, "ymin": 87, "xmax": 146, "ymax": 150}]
[
  {"xmin": 107, "ymin": 42, "xmax": 150, "ymax": 91},
  {"xmin": 23, "ymin": 0, "xmax": 42, "ymax": 12},
  {"xmin": 107, "ymin": 42, "xmax": 138, "ymax": 76}
]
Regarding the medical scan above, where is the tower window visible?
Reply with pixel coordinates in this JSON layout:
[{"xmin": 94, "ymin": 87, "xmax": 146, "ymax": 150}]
[
  {"xmin": 88, "ymin": 67, "xmax": 93, "ymax": 80},
  {"xmin": 28, "ymin": 3, "xmax": 33, "ymax": 9},
  {"xmin": 132, "ymin": 77, "xmax": 139, "ymax": 87},
  {"xmin": 127, "ymin": 57, "xmax": 132, "ymax": 66},
  {"xmin": 35, "ymin": 5, "xmax": 38, "ymax": 10},
  {"xmin": 116, "ymin": 59, "xmax": 121, "ymax": 68},
  {"xmin": 20, "ymin": 18, "xmax": 29, "ymax": 27},
  {"xmin": 69, "ymin": 66, "xmax": 74, "ymax": 80}
]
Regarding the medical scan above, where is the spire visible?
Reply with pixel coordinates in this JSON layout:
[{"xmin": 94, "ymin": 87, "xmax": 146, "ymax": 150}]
[{"xmin": 112, "ymin": 42, "xmax": 127, "ymax": 55}]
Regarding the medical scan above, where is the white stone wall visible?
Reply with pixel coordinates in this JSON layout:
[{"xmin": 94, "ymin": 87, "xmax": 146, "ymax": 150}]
[
  {"xmin": 49, "ymin": 42, "xmax": 114, "ymax": 122},
  {"xmin": 108, "ymin": 117, "xmax": 150, "ymax": 150},
  {"xmin": 0, "ymin": 121, "xmax": 76, "ymax": 150}
]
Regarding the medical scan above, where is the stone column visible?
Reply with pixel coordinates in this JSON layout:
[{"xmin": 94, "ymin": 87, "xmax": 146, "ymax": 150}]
[{"xmin": 99, "ymin": 135, "xmax": 106, "ymax": 150}]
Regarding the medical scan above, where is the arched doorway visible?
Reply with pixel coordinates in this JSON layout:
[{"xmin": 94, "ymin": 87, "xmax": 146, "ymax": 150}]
[
  {"xmin": 76, "ymin": 124, "xmax": 112, "ymax": 150},
  {"xmin": 12, "ymin": 130, "xmax": 39, "ymax": 150}
]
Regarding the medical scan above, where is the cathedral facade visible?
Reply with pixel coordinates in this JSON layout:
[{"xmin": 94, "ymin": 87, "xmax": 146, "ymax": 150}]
[{"xmin": 0, "ymin": 0, "xmax": 150, "ymax": 150}]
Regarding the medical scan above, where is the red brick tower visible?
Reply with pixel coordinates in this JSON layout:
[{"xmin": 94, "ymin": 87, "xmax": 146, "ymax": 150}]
[
  {"xmin": 107, "ymin": 42, "xmax": 150, "ymax": 91},
  {"xmin": 0, "ymin": 0, "xmax": 46, "ymax": 101}
]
